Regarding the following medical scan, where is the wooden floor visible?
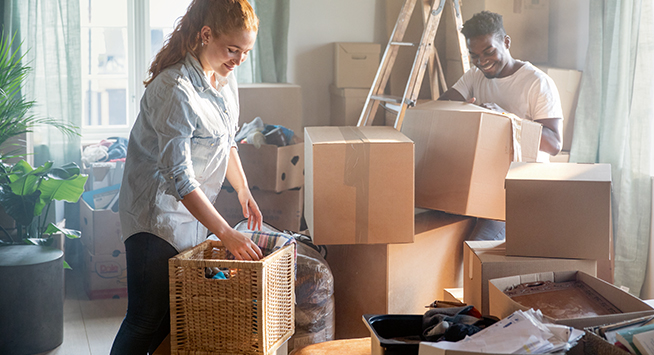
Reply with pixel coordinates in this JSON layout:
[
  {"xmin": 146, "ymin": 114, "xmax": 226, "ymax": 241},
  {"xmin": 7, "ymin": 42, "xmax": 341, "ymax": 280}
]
[{"xmin": 36, "ymin": 265, "xmax": 127, "ymax": 355}]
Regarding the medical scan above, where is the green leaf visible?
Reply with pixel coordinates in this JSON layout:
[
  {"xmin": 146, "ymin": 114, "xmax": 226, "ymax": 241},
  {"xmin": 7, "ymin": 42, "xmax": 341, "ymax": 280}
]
[
  {"xmin": 35, "ymin": 173, "xmax": 87, "ymax": 216},
  {"xmin": 0, "ymin": 185, "xmax": 38, "ymax": 226},
  {"xmin": 63, "ymin": 260, "xmax": 71, "ymax": 269},
  {"xmin": 44, "ymin": 223, "xmax": 81, "ymax": 240}
]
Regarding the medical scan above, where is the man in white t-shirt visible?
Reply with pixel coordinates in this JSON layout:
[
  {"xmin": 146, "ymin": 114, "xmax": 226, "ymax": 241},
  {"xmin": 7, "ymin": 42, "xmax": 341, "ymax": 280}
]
[
  {"xmin": 439, "ymin": 11, "xmax": 563, "ymax": 240},
  {"xmin": 440, "ymin": 10, "xmax": 563, "ymax": 162}
]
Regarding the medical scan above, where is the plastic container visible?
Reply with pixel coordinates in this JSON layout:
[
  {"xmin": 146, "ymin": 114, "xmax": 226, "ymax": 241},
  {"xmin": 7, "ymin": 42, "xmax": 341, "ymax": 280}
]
[{"xmin": 363, "ymin": 314, "xmax": 422, "ymax": 355}]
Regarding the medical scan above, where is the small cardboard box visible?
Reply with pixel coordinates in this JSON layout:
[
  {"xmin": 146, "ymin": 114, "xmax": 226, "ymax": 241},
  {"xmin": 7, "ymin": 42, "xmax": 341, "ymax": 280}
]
[
  {"xmin": 83, "ymin": 161, "xmax": 125, "ymax": 191},
  {"xmin": 463, "ymin": 240, "xmax": 597, "ymax": 315},
  {"xmin": 214, "ymin": 187, "xmax": 303, "ymax": 232},
  {"xmin": 328, "ymin": 210, "xmax": 475, "ymax": 338},
  {"xmin": 329, "ymin": 84, "xmax": 385, "ymax": 127},
  {"xmin": 84, "ymin": 249, "xmax": 127, "ymax": 300},
  {"xmin": 304, "ymin": 126, "xmax": 414, "ymax": 245},
  {"xmin": 505, "ymin": 162, "xmax": 612, "ymax": 260},
  {"xmin": 80, "ymin": 197, "xmax": 124, "ymax": 255},
  {"xmin": 238, "ymin": 83, "xmax": 303, "ymax": 138},
  {"xmin": 232, "ymin": 142, "xmax": 304, "ymax": 192},
  {"xmin": 401, "ymin": 100, "xmax": 542, "ymax": 221},
  {"xmin": 334, "ymin": 42, "xmax": 381, "ymax": 88},
  {"xmin": 488, "ymin": 271, "xmax": 654, "ymax": 329}
]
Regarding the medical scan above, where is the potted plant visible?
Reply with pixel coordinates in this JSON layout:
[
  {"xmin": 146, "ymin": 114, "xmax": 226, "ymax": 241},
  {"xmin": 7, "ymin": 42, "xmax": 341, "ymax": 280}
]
[
  {"xmin": 0, "ymin": 29, "xmax": 87, "ymax": 355},
  {"xmin": 0, "ymin": 159, "xmax": 87, "ymax": 266}
]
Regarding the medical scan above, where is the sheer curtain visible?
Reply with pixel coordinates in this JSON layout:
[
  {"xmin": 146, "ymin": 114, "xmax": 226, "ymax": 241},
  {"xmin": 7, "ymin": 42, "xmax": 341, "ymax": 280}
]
[
  {"xmin": 570, "ymin": 0, "xmax": 654, "ymax": 296},
  {"xmin": 236, "ymin": 0, "xmax": 290, "ymax": 83},
  {"xmin": 5, "ymin": 0, "xmax": 82, "ymax": 168}
]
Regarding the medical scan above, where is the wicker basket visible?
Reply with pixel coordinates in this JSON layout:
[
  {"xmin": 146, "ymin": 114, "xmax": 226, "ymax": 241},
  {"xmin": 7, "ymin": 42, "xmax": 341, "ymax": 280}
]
[{"xmin": 169, "ymin": 239, "xmax": 295, "ymax": 355}]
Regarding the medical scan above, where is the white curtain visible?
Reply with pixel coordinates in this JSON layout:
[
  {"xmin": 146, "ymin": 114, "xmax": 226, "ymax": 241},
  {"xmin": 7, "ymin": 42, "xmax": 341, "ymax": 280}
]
[
  {"xmin": 570, "ymin": 0, "xmax": 654, "ymax": 296},
  {"xmin": 236, "ymin": 0, "xmax": 290, "ymax": 83},
  {"xmin": 6, "ymin": 0, "xmax": 82, "ymax": 168}
]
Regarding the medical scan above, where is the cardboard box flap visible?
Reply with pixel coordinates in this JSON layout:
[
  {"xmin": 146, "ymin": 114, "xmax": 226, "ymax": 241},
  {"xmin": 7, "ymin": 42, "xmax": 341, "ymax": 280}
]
[
  {"xmin": 489, "ymin": 271, "xmax": 654, "ymax": 328},
  {"xmin": 507, "ymin": 162, "xmax": 612, "ymax": 182},
  {"xmin": 415, "ymin": 100, "xmax": 498, "ymax": 114},
  {"xmin": 338, "ymin": 42, "xmax": 381, "ymax": 56}
]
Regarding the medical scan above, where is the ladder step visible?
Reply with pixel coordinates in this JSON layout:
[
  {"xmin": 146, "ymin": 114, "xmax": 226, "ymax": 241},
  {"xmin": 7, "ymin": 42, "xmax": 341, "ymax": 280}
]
[
  {"xmin": 390, "ymin": 41, "xmax": 415, "ymax": 47},
  {"xmin": 371, "ymin": 95, "xmax": 403, "ymax": 104}
]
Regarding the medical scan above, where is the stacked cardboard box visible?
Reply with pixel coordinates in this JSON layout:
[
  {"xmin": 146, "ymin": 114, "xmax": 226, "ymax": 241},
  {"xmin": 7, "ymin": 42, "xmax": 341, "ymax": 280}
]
[
  {"xmin": 304, "ymin": 126, "xmax": 480, "ymax": 338},
  {"xmin": 214, "ymin": 84, "xmax": 305, "ymax": 232},
  {"xmin": 330, "ymin": 43, "xmax": 384, "ymax": 127},
  {"xmin": 80, "ymin": 162, "xmax": 127, "ymax": 300}
]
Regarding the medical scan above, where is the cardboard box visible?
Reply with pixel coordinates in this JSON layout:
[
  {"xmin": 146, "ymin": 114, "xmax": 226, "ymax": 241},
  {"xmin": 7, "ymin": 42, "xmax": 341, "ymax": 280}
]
[
  {"xmin": 231, "ymin": 142, "xmax": 304, "ymax": 192},
  {"xmin": 84, "ymin": 249, "xmax": 128, "ymax": 300},
  {"xmin": 401, "ymin": 100, "xmax": 542, "ymax": 220},
  {"xmin": 505, "ymin": 162, "xmax": 612, "ymax": 260},
  {"xmin": 304, "ymin": 126, "xmax": 414, "ymax": 245},
  {"xmin": 538, "ymin": 67, "xmax": 583, "ymax": 152},
  {"xmin": 329, "ymin": 84, "xmax": 384, "ymax": 127},
  {"xmin": 214, "ymin": 187, "xmax": 303, "ymax": 232},
  {"xmin": 463, "ymin": 240, "xmax": 597, "ymax": 315},
  {"xmin": 462, "ymin": 0, "xmax": 550, "ymax": 64},
  {"xmin": 238, "ymin": 84, "xmax": 303, "ymax": 139},
  {"xmin": 333, "ymin": 42, "xmax": 381, "ymax": 89},
  {"xmin": 488, "ymin": 271, "xmax": 654, "ymax": 329},
  {"xmin": 83, "ymin": 161, "xmax": 125, "ymax": 191},
  {"xmin": 327, "ymin": 210, "xmax": 475, "ymax": 339},
  {"xmin": 80, "ymin": 198, "xmax": 124, "ymax": 255}
]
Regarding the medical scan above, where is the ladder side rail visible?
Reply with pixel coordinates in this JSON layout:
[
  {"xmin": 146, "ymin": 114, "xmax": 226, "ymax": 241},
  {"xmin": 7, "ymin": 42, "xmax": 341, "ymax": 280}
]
[
  {"xmin": 450, "ymin": 0, "xmax": 470, "ymax": 73},
  {"xmin": 394, "ymin": 0, "xmax": 446, "ymax": 130},
  {"xmin": 358, "ymin": 0, "xmax": 419, "ymax": 127}
]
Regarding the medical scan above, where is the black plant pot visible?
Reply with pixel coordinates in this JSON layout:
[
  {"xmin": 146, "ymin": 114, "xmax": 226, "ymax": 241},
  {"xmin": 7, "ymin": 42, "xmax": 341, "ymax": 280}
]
[{"xmin": 0, "ymin": 245, "xmax": 64, "ymax": 355}]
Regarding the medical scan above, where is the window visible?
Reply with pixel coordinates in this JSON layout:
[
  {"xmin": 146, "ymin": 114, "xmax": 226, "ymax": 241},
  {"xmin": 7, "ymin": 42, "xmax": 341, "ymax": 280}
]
[{"xmin": 80, "ymin": 0, "xmax": 192, "ymax": 143}]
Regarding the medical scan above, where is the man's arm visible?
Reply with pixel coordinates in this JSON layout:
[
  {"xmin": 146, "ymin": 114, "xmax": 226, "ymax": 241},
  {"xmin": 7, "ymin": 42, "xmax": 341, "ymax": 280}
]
[
  {"xmin": 438, "ymin": 88, "xmax": 466, "ymax": 101},
  {"xmin": 534, "ymin": 117, "xmax": 563, "ymax": 156}
]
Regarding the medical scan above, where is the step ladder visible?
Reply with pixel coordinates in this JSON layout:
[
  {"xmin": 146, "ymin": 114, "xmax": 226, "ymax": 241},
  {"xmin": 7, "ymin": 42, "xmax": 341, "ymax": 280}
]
[{"xmin": 357, "ymin": 0, "xmax": 470, "ymax": 130}]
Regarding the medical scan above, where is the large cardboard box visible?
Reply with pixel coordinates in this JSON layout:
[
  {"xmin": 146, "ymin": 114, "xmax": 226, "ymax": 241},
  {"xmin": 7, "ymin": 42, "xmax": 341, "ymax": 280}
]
[
  {"xmin": 238, "ymin": 84, "xmax": 303, "ymax": 139},
  {"xmin": 84, "ymin": 249, "xmax": 128, "ymax": 300},
  {"xmin": 214, "ymin": 187, "xmax": 303, "ymax": 232},
  {"xmin": 304, "ymin": 126, "xmax": 414, "ymax": 245},
  {"xmin": 488, "ymin": 271, "xmax": 654, "ymax": 329},
  {"xmin": 230, "ymin": 142, "xmax": 304, "ymax": 192},
  {"xmin": 401, "ymin": 100, "xmax": 542, "ymax": 220},
  {"xmin": 80, "ymin": 198, "xmax": 124, "ymax": 255},
  {"xmin": 537, "ymin": 66, "xmax": 583, "ymax": 152},
  {"xmin": 333, "ymin": 42, "xmax": 381, "ymax": 89},
  {"xmin": 328, "ymin": 210, "xmax": 475, "ymax": 339},
  {"xmin": 463, "ymin": 240, "xmax": 597, "ymax": 315},
  {"xmin": 329, "ymin": 84, "xmax": 385, "ymax": 127},
  {"xmin": 505, "ymin": 162, "xmax": 612, "ymax": 260},
  {"xmin": 462, "ymin": 0, "xmax": 550, "ymax": 64}
]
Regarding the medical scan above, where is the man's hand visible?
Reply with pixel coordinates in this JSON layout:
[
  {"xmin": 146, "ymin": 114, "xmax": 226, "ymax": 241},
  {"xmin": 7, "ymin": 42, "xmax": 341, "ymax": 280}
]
[{"xmin": 479, "ymin": 102, "xmax": 508, "ymax": 114}]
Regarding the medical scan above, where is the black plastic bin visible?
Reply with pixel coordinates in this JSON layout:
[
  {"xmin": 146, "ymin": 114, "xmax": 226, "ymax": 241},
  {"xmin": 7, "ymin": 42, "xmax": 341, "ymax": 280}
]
[{"xmin": 363, "ymin": 314, "xmax": 423, "ymax": 355}]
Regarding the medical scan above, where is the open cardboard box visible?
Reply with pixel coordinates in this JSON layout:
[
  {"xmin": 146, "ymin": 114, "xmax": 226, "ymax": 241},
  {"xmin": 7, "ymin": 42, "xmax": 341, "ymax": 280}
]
[
  {"xmin": 488, "ymin": 271, "xmax": 654, "ymax": 329},
  {"xmin": 229, "ymin": 142, "xmax": 304, "ymax": 192},
  {"xmin": 463, "ymin": 241, "xmax": 597, "ymax": 316}
]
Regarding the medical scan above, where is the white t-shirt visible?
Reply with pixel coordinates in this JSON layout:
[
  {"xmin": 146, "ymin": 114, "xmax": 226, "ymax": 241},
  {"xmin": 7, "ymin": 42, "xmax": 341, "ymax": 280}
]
[
  {"xmin": 452, "ymin": 61, "xmax": 563, "ymax": 121},
  {"xmin": 452, "ymin": 61, "xmax": 563, "ymax": 161}
]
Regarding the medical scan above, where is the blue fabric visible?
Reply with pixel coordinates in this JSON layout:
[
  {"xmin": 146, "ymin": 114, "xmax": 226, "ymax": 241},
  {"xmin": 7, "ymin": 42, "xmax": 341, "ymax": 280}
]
[{"xmin": 110, "ymin": 233, "xmax": 177, "ymax": 355}]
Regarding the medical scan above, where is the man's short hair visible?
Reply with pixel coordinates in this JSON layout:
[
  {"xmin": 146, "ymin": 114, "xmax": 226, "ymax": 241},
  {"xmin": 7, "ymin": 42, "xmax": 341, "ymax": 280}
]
[{"xmin": 461, "ymin": 11, "xmax": 506, "ymax": 40}]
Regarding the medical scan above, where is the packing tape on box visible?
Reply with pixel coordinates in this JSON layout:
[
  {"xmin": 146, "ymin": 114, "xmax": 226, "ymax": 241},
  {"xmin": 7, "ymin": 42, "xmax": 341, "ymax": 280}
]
[
  {"xmin": 506, "ymin": 113, "xmax": 524, "ymax": 162},
  {"xmin": 339, "ymin": 127, "xmax": 370, "ymax": 244}
]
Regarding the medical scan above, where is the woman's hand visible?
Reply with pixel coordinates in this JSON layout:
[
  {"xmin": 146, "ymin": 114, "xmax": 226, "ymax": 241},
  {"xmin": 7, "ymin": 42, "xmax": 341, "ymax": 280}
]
[
  {"xmin": 220, "ymin": 228, "xmax": 263, "ymax": 261},
  {"xmin": 237, "ymin": 187, "xmax": 263, "ymax": 231}
]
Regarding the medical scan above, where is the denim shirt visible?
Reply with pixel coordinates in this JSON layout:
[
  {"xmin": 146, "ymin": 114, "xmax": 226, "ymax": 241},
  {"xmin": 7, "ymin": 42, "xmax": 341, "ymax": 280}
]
[{"xmin": 119, "ymin": 53, "xmax": 239, "ymax": 252}]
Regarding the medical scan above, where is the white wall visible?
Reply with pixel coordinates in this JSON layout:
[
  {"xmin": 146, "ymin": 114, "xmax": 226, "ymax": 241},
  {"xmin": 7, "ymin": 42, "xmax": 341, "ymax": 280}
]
[
  {"xmin": 549, "ymin": 0, "xmax": 589, "ymax": 71},
  {"xmin": 287, "ymin": 0, "xmax": 385, "ymax": 129}
]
